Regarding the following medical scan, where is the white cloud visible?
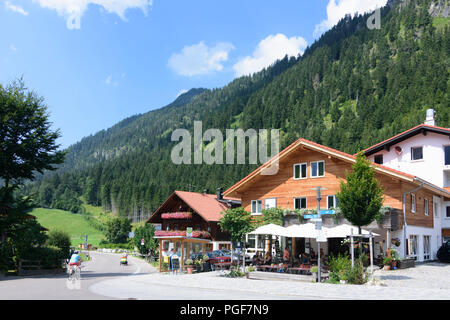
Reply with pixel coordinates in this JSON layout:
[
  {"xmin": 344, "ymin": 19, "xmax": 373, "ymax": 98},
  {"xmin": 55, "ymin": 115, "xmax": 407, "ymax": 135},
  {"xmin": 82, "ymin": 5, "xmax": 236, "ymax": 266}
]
[
  {"xmin": 5, "ymin": 1, "xmax": 29, "ymax": 16},
  {"xmin": 105, "ymin": 75, "xmax": 118, "ymax": 86},
  {"xmin": 10, "ymin": 44, "xmax": 17, "ymax": 52},
  {"xmin": 314, "ymin": 0, "xmax": 387, "ymax": 38},
  {"xmin": 233, "ymin": 33, "xmax": 307, "ymax": 77},
  {"xmin": 32, "ymin": 0, "xmax": 153, "ymax": 29},
  {"xmin": 168, "ymin": 41, "xmax": 235, "ymax": 77}
]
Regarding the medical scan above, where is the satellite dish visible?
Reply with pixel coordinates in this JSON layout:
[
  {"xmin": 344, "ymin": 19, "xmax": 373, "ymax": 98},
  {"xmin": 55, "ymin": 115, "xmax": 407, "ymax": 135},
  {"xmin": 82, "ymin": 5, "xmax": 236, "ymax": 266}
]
[{"xmin": 395, "ymin": 146, "xmax": 402, "ymax": 155}]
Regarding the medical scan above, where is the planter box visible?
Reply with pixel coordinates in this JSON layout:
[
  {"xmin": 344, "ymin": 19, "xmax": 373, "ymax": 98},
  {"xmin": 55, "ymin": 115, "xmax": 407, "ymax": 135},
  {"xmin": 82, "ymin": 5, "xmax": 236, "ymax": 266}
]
[{"xmin": 397, "ymin": 259, "xmax": 415, "ymax": 269}]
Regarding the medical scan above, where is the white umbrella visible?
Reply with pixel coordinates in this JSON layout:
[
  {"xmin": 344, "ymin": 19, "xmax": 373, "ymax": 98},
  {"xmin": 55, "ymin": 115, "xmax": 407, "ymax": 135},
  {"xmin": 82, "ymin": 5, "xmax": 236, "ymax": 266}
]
[
  {"xmin": 285, "ymin": 223, "xmax": 330, "ymax": 239},
  {"xmin": 326, "ymin": 224, "xmax": 379, "ymax": 238},
  {"xmin": 249, "ymin": 223, "xmax": 289, "ymax": 237}
]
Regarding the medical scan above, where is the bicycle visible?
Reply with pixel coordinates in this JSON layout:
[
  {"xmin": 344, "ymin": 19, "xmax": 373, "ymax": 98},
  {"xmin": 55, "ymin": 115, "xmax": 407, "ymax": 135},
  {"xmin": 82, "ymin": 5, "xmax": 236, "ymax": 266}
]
[{"xmin": 68, "ymin": 263, "xmax": 81, "ymax": 281}]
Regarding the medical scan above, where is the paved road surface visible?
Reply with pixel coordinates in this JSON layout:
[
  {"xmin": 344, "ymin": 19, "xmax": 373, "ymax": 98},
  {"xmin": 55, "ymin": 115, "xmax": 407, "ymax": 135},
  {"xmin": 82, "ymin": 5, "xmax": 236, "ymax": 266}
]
[{"xmin": 0, "ymin": 251, "xmax": 155, "ymax": 300}]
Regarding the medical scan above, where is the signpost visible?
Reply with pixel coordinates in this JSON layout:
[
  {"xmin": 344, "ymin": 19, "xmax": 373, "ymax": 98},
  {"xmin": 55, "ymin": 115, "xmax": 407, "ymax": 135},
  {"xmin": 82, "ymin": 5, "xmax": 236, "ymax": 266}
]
[
  {"xmin": 84, "ymin": 235, "xmax": 88, "ymax": 251},
  {"xmin": 311, "ymin": 186, "xmax": 327, "ymax": 283}
]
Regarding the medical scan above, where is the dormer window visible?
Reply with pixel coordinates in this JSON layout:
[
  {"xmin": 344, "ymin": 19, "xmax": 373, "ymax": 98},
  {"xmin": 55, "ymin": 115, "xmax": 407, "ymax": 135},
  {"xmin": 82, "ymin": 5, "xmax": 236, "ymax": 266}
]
[
  {"xmin": 374, "ymin": 154, "xmax": 383, "ymax": 165},
  {"xmin": 411, "ymin": 147, "xmax": 423, "ymax": 161}
]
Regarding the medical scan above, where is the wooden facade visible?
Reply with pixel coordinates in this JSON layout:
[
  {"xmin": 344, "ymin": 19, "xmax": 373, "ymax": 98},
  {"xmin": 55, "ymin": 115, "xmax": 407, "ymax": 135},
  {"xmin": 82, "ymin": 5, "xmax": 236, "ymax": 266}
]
[{"xmin": 230, "ymin": 146, "xmax": 436, "ymax": 229}]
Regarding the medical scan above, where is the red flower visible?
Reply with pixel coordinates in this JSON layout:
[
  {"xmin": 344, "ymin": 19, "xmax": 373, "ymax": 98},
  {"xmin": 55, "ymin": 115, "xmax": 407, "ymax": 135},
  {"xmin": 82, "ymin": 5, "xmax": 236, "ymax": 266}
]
[{"xmin": 161, "ymin": 212, "xmax": 193, "ymax": 219}]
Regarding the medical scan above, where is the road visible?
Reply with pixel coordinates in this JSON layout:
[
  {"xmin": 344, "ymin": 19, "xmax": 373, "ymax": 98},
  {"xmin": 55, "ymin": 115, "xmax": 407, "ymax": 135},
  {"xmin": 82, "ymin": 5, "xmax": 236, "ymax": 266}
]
[
  {"xmin": 0, "ymin": 251, "xmax": 155, "ymax": 300},
  {"xmin": 0, "ymin": 251, "xmax": 308, "ymax": 300}
]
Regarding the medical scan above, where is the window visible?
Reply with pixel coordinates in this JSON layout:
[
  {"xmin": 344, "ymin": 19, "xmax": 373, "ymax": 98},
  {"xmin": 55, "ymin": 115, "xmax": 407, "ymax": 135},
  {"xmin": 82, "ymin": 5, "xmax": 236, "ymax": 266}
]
[
  {"xmin": 264, "ymin": 198, "xmax": 277, "ymax": 209},
  {"xmin": 408, "ymin": 235, "xmax": 418, "ymax": 260},
  {"xmin": 310, "ymin": 160, "xmax": 325, "ymax": 178},
  {"xmin": 293, "ymin": 163, "xmax": 307, "ymax": 179},
  {"xmin": 424, "ymin": 198, "xmax": 429, "ymax": 216},
  {"xmin": 446, "ymin": 206, "xmax": 450, "ymax": 218},
  {"xmin": 374, "ymin": 154, "xmax": 383, "ymax": 165},
  {"xmin": 294, "ymin": 197, "xmax": 307, "ymax": 210},
  {"xmin": 423, "ymin": 236, "xmax": 431, "ymax": 260},
  {"xmin": 445, "ymin": 146, "xmax": 450, "ymax": 166},
  {"xmin": 434, "ymin": 202, "xmax": 439, "ymax": 218},
  {"xmin": 327, "ymin": 195, "xmax": 337, "ymax": 209},
  {"xmin": 247, "ymin": 234, "xmax": 256, "ymax": 249},
  {"xmin": 411, "ymin": 194, "xmax": 416, "ymax": 213},
  {"xmin": 411, "ymin": 146, "xmax": 423, "ymax": 161},
  {"xmin": 251, "ymin": 200, "xmax": 262, "ymax": 215}
]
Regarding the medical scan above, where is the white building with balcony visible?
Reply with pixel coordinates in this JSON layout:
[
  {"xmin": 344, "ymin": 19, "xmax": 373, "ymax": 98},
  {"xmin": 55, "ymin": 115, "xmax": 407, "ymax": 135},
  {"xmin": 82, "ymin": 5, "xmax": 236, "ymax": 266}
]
[{"xmin": 363, "ymin": 109, "xmax": 450, "ymax": 260}]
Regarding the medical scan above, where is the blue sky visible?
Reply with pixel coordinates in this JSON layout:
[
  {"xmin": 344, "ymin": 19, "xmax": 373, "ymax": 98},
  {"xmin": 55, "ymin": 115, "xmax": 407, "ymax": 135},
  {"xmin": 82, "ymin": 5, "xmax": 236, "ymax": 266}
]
[{"xmin": 0, "ymin": 0, "xmax": 387, "ymax": 149}]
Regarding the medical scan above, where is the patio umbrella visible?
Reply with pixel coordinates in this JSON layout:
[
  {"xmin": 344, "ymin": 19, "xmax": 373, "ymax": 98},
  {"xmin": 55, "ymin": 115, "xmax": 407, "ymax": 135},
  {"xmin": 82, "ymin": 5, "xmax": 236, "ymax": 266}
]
[
  {"xmin": 285, "ymin": 223, "xmax": 330, "ymax": 239},
  {"xmin": 326, "ymin": 224, "xmax": 379, "ymax": 238},
  {"xmin": 249, "ymin": 223, "xmax": 289, "ymax": 237}
]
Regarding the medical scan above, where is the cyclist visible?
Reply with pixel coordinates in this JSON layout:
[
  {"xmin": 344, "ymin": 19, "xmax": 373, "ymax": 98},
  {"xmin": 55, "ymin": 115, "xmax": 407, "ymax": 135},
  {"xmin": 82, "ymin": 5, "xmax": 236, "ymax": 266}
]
[{"xmin": 68, "ymin": 250, "xmax": 82, "ymax": 275}]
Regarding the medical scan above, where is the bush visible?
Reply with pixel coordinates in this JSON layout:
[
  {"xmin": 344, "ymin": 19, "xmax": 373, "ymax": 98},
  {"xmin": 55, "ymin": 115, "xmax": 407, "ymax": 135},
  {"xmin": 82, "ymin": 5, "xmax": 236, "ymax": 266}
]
[
  {"xmin": 97, "ymin": 241, "xmax": 134, "ymax": 250},
  {"xmin": 46, "ymin": 230, "xmax": 71, "ymax": 259},
  {"xmin": 344, "ymin": 256, "xmax": 368, "ymax": 285},
  {"xmin": 328, "ymin": 253, "xmax": 351, "ymax": 274},
  {"xmin": 23, "ymin": 246, "xmax": 64, "ymax": 269},
  {"xmin": 0, "ymin": 242, "xmax": 13, "ymax": 273},
  {"xmin": 105, "ymin": 217, "xmax": 132, "ymax": 244}
]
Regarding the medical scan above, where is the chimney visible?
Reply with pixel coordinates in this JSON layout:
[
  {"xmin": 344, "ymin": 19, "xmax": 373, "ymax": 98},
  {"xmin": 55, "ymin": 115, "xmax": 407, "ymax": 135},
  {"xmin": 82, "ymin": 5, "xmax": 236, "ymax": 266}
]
[
  {"xmin": 424, "ymin": 109, "xmax": 436, "ymax": 126},
  {"xmin": 216, "ymin": 188, "xmax": 223, "ymax": 200}
]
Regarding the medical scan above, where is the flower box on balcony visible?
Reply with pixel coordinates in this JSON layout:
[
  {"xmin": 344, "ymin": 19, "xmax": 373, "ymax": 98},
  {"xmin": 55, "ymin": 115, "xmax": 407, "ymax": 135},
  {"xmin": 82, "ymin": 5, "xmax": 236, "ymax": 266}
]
[
  {"xmin": 154, "ymin": 230, "xmax": 211, "ymax": 239},
  {"xmin": 161, "ymin": 212, "xmax": 193, "ymax": 219}
]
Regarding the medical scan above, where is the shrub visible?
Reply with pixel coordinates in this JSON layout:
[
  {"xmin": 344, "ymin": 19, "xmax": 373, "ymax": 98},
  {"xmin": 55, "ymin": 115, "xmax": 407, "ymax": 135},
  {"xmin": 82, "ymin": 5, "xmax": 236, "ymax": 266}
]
[
  {"xmin": 344, "ymin": 256, "xmax": 368, "ymax": 285},
  {"xmin": 23, "ymin": 246, "xmax": 64, "ymax": 269},
  {"xmin": 185, "ymin": 259, "xmax": 193, "ymax": 266},
  {"xmin": 46, "ymin": 230, "xmax": 71, "ymax": 259},
  {"xmin": 310, "ymin": 266, "xmax": 318, "ymax": 273},
  {"xmin": 328, "ymin": 253, "xmax": 351, "ymax": 274}
]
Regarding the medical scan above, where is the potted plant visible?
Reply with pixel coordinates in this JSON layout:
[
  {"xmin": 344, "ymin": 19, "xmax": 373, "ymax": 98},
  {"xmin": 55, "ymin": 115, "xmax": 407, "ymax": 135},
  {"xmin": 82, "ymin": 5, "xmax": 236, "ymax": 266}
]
[
  {"xmin": 310, "ymin": 266, "xmax": 319, "ymax": 282},
  {"xmin": 245, "ymin": 266, "xmax": 255, "ymax": 279},
  {"xmin": 202, "ymin": 254, "xmax": 211, "ymax": 272},
  {"xmin": 185, "ymin": 259, "xmax": 194, "ymax": 274},
  {"xmin": 383, "ymin": 257, "xmax": 392, "ymax": 270},
  {"xmin": 195, "ymin": 259, "xmax": 202, "ymax": 273},
  {"xmin": 339, "ymin": 272, "xmax": 348, "ymax": 284},
  {"xmin": 390, "ymin": 249, "xmax": 399, "ymax": 269}
]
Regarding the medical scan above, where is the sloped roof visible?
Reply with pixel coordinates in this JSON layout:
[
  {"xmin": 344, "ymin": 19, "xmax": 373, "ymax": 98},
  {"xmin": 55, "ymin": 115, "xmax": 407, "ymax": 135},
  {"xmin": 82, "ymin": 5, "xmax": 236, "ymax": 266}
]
[
  {"xmin": 224, "ymin": 137, "xmax": 450, "ymax": 200},
  {"xmin": 361, "ymin": 124, "xmax": 450, "ymax": 156},
  {"xmin": 147, "ymin": 191, "xmax": 241, "ymax": 223}
]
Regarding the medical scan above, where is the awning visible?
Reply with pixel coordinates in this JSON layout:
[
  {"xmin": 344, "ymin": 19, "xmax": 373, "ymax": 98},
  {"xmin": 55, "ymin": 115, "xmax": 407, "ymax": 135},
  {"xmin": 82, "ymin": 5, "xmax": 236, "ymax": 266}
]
[
  {"xmin": 285, "ymin": 223, "xmax": 329, "ymax": 238},
  {"xmin": 249, "ymin": 224, "xmax": 290, "ymax": 237},
  {"xmin": 326, "ymin": 224, "xmax": 379, "ymax": 238}
]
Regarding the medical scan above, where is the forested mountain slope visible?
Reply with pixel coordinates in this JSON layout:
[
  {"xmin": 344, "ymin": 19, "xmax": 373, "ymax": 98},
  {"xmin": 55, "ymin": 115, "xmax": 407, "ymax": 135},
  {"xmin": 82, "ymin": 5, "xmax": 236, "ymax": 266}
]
[{"xmin": 25, "ymin": 0, "xmax": 450, "ymax": 222}]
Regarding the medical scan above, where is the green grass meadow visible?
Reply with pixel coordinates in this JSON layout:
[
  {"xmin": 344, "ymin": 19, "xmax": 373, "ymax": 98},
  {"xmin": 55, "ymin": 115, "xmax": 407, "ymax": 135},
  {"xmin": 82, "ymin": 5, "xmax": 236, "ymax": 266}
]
[{"xmin": 31, "ymin": 208, "xmax": 105, "ymax": 246}]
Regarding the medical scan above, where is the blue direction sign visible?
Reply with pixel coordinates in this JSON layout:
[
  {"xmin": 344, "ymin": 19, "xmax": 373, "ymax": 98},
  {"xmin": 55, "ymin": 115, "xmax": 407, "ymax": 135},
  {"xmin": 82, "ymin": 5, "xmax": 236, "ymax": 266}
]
[{"xmin": 304, "ymin": 210, "xmax": 335, "ymax": 219}]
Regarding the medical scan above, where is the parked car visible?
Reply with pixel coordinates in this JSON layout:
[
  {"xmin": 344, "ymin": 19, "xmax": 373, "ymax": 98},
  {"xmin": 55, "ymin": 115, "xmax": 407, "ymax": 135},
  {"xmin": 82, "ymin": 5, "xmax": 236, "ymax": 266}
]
[
  {"xmin": 231, "ymin": 248, "xmax": 251, "ymax": 265},
  {"xmin": 190, "ymin": 251, "xmax": 231, "ymax": 269},
  {"xmin": 437, "ymin": 241, "xmax": 450, "ymax": 263}
]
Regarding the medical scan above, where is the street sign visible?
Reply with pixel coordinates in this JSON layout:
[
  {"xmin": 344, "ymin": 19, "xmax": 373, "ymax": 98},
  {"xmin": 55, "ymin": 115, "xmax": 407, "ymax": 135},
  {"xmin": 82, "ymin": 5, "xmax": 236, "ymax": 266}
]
[
  {"xmin": 186, "ymin": 227, "xmax": 193, "ymax": 238},
  {"xmin": 304, "ymin": 210, "xmax": 335, "ymax": 219},
  {"xmin": 316, "ymin": 230, "xmax": 327, "ymax": 242}
]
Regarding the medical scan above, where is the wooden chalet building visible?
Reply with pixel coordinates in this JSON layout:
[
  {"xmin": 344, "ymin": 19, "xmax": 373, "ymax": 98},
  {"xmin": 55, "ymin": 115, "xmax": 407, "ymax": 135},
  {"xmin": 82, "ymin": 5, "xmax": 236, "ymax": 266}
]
[
  {"xmin": 223, "ymin": 136, "xmax": 450, "ymax": 262},
  {"xmin": 146, "ymin": 190, "xmax": 240, "ymax": 270}
]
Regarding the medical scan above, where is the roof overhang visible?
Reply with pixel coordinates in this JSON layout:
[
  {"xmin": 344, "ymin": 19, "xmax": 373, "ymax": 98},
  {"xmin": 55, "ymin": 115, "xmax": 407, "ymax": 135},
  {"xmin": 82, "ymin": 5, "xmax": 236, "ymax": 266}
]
[
  {"xmin": 363, "ymin": 124, "xmax": 450, "ymax": 157},
  {"xmin": 224, "ymin": 138, "xmax": 420, "ymax": 198}
]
